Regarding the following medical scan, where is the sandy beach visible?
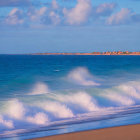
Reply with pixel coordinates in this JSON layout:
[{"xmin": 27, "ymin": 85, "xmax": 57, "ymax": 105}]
[{"xmin": 30, "ymin": 124, "xmax": 140, "ymax": 140}]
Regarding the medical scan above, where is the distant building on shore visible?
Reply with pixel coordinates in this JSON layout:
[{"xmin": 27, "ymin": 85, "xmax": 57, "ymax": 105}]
[{"xmin": 32, "ymin": 51, "xmax": 140, "ymax": 55}]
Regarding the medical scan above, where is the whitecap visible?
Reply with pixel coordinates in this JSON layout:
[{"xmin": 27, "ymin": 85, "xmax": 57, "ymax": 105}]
[
  {"xmin": 29, "ymin": 82, "xmax": 50, "ymax": 95},
  {"xmin": 26, "ymin": 112, "xmax": 49, "ymax": 125},
  {"xmin": 39, "ymin": 101, "xmax": 74, "ymax": 118},
  {"xmin": 55, "ymin": 91, "xmax": 99, "ymax": 112},
  {"xmin": 0, "ymin": 115, "xmax": 14, "ymax": 129},
  {"xmin": 6, "ymin": 99, "xmax": 25, "ymax": 120},
  {"xmin": 67, "ymin": 67, "xmax": 100, "ymax": 86},
  {"xmin": 103, "ymin": 90, "xmax": 135, "ymax": 106}
]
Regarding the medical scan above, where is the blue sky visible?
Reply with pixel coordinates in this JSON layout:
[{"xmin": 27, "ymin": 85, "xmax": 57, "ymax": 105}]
[{"xmin": 0, "ymin": 0, "xmax": 140, "ymax": 54}]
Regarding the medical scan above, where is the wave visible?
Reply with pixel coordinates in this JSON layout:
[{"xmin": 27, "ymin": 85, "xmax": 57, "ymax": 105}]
[
  {"xmin": 117, "ymin": 83, "xmax": 140, "ymax": 99},
  {"xmin": 1, "ymin": 99, "xmax": 50, "ymax": 128},
  {"xmin": 103, "ymin": 90, "xmax": 135, "ymax": 106},
  {"xmin": 0, "ymin": 92, "xmax": 99, "ymax": 131},
  {"xmin": 53, "ymin": 92, "xmax": 99, "ymax": 112},
  {"xmin": 1, "ymin": 76, "xmax": 140, "ymax": 137},
  {"xmin": 1, "ymin": 105, "xmax": 140, "ymax": 138},
  {"xmin": 0, "ymin": 115, "xmax": 14, "ymax": 129},
  {"xmin": 67, "ymin": 67, "xmax": 100, "ymax": 86},
  {"xmin": 38, "ymin": 101, "xmax": 74, "ymax": 119},
  {"xmin": 102, "ymin": 81, "xmax": 140, "ymax": 106},
  {"xmin": 26, "ymin": 112, "xmax": 49, "ymax": 125},
  {"xmin": 29, "ymin": 82, "xmax": 50, "ymax": 95},
  {"xmin": 6, "ymin": 99, "xmax": 26, "ymax": 120}
]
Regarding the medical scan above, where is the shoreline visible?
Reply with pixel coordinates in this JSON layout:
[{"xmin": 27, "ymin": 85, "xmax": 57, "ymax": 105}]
[
  {"xmin": 2, "ymin": 53, "xmax": 140, "ymax": 56},
  {"xmin": 31, "ymin": 54, "xmax": 140, "ymax": 56},
  {"xmin": 31, "ymin": 51, "xmax": 140, "ymax": 55},
  {"xmin": 30, "ymin": 124, "xmax": 140, "ymax": 140},
  {"xmin": 1, "ymin": 53, "xmax": 140, "ymax": 56}
]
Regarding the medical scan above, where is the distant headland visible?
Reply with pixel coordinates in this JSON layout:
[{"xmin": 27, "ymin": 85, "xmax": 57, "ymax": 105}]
[{"xmin": 31, "ymin": 51, "xmax": 140, "ymax": 55}]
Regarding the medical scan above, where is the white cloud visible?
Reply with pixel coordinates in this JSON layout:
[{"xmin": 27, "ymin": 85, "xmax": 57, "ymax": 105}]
[
  {"xmin": 2, "ymin": 1, "xmax": 140, "ymax": 27},
  {"xmin": 63, "ymin": 0, "xmax": 91, "ymax": 25},
  {"xmin": 106, "ymin": 8, "xmax": 132, "ymax": 25},
  {"xmin": 49, "ymin": 11, "xmax": 61, "ymax": 25},
  {"xmin": 5, "ymin": 8, "xmax": 24, "ymax": 25},
  {"xmin": 52, "ymin": 0, "xmax": 59, "ymax": 10},
  {"xmin": 28, "ymin": 4, "xmax": 60, "ymax": 25},
  {"xmin": 95, "ymin": 3, "xmax": 116, "ymax": 16},
  {"xmin": 28, "ymin": 7, "xmax": 47, "ymax": 21}
]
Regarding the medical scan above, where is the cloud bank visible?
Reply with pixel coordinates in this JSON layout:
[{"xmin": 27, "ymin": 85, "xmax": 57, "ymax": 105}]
[{"xmin": 1, "ymin": 0, "xmax": 140, "ymax": 27}]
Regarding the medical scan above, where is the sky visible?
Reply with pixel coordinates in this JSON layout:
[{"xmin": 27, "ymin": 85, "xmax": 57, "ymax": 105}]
[{"xmin": 0, "ymin": 0, "xmax": 140, "ymax": 54}]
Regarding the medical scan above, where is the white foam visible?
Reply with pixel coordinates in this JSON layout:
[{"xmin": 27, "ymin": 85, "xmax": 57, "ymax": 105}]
[
  {"xmin": 0, "ymin": 115, "xmax": 14, "ymax": 129},
  {"xmin": 39, "ymin": 101, "xmax": 74, "ymax": 118},
  {"xmin": 29, "ymin": 82, "xmax": 50, "ymax": 95},
  {"xmin": 68, "ymin": 67, "xmax": 100, "ymax": 86},
  {"xmin": 7, "ymin": 99, "xmax": 25, "ymax": 119},
  {"xmin": 104, "ymin": 91, "xmax": 135, "ymax": 106},
  {"xmin": 26, "ymin": 112, "xmax": 49, "ymax": 125},
  {"xmin": 56, "ymin": 92, "xmax": 99, "ymax": 112},
  {"xmin": 118, "ymin": 83, "xmax": 140, "ymax": 99}
]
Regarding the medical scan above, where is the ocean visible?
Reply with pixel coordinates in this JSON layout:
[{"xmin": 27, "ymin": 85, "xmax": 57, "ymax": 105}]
[{"xmin": 0, "ymin": 55, "xmax": 140, "ymax": 139}]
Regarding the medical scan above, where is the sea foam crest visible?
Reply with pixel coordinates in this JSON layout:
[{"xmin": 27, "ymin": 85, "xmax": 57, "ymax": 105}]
[
  {"xmin": 29, "ymin": 82, "xmax": 50, "ymax": 95},
  {"xmin": 56, "ymin": 92, "xmax": 99, "ymax": 112},
  {"xmin": 68, "ymin": 67, "xmax": 100, "ymax": 86},
  {"xmin": 104, "ymin": 81, "xmax": 140, "ymax": 106},
  {"xmin": 103, "ymin": 90, "xmax": 135, "ymax": 106},
  {"xmin": 118, "ymin": 83, "xmax": 140, "ymax": 99},
  {"xmin": 0, "ymin": 115, "xmax": 14, "ymax": 129},
  {"xmin": 27, "ymin": 112, "xmax": 49, "ymax": 125},
  {"xmin": 6, "ymin": 99, "xmax": 26, "ymax": 120},
  {"xmin": 38, "ymin": 101, "xmax": 74, "ymax": 118}
]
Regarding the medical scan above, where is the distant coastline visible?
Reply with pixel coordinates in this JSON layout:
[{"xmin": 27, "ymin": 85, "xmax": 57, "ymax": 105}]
[{"xmin": 31, "ymin": 51, "xmax": 140, "ymax": 55}]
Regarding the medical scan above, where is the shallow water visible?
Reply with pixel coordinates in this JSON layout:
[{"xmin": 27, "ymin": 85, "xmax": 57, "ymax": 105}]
[{"xmin": 0, "ymin": 55, "xmax": 140, "ymax": 139}]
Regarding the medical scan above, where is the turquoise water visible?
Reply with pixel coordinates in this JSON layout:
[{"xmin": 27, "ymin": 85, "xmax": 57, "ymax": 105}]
[{"xmin": 0, "ymin": 55, "xmax": 140, "ymax": 139}]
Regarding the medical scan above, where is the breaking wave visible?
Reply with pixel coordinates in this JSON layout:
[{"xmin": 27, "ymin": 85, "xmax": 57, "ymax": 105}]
[
  {"xmin": 6, "ymin": 99, "xmax": 26, "ymax": 120},
  {"xmin": 103, "ymin": 90, "xmax": 135, "ymax": 106},
  {"xmin": 68, "ymin": 67, "xmax": 100, "ymax": 86},
  {"xmin": 54, "ymin": 92, "xmax": 99, "ymax": 112},
  {"xmin": 0, "ymin": 115, "xmax": 14, "ymax": 129},
  {"xmin": 103, "ymin": 81, "xmax": 140, "ymax": 106},
  {"xmin": 118, "ymin": 83, "xmax": 140, "ymax": 99},
  {"xmin": 26, "ymin": 112, "xmax": 49, "ymax": 125},
  {"xmin": 38, "ymin": 101, "xmax": 74, "ymax": 119},
  {"xmin": 1, "ymin": 67, "xmax": 140, "ymax": 138},
  {"xmin": 29, "ymin": 82, "xmax": 50, "ymax": 95}
]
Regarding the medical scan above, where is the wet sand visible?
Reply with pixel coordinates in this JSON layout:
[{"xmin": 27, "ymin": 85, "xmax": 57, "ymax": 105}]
[{"xmin": 30, "ymin": 124, "xmax": 140, "ymax": 140}]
